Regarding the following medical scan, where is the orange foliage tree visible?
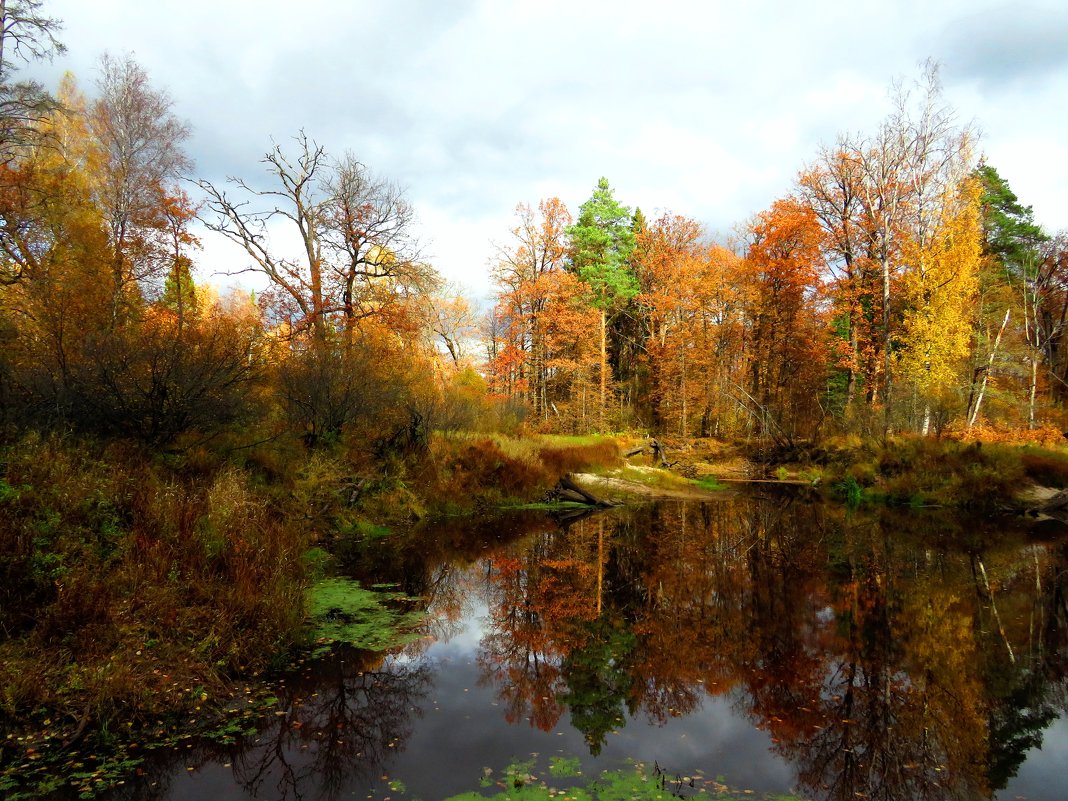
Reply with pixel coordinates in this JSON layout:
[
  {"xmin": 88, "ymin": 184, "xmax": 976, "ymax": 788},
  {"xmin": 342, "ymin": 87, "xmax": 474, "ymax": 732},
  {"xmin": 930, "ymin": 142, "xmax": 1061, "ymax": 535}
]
[
  {"xmin": 741, "ymin": 198, "xmax": 830, "ymax": 441},
  {"xmin": 634, "ymin": 213, "xmax": 747, "ymax": 437},
  {"xmin": 488, "ymin": 198, "xmax": 600, "ymax": 429}
]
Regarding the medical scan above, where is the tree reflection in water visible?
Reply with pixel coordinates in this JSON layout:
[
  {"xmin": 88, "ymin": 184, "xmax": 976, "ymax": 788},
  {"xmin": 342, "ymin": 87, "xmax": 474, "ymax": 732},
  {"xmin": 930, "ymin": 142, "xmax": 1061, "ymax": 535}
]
[
  {"xmin": 474, "ymin": 496, "xmax": 1068, "ymax": 800},
  {"xmin": 110, "ymin": 500, "xmax": 1068, "ymax": 801},
  {"xmin": 228, "ymin": 648, "xmax": 432, "ymax": 801},
  {"xmin": 108, "ymin": 648, "xmax": 431, "ymax": 801}
]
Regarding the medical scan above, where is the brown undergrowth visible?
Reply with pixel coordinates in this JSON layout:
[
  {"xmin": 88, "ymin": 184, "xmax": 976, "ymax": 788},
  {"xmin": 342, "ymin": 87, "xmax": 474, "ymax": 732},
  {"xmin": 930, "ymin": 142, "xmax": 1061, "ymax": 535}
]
[
  {"xmin": 0, "ymin": 434, "xmax": 309, "ymax": 733},
  {"xmin": 416, "ymin": 432, "xmax": 620, "ymax": 512},
  {"xmin": 0, "ymin": 429, "xmax": 621, "ymax": 743}
]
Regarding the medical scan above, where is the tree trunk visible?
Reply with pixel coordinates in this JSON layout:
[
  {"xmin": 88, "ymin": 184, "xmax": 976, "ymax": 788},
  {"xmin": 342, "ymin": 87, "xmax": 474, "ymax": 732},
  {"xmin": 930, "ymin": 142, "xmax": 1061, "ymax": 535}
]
[
  {"xmin": 556, "ymin": 474, "xmax": 616, "ymax": 507},
  {"xmin": 968, "ymin": 308, "xmax": 1010, "ymax": 430},
  {"xmin": 846, "ymin": 325, "xmax": 858, "ymax": 410},
  {"xmin": 599, "ymin": 307, "xmax": 607, "ymax": 432},
  {"xmin": 1029, "ymin": 353, "xmax": 1039, "ymax": 430},
  {"xmin": 881, "ymin": 254, "xmax": 893, "ymax": 437}
]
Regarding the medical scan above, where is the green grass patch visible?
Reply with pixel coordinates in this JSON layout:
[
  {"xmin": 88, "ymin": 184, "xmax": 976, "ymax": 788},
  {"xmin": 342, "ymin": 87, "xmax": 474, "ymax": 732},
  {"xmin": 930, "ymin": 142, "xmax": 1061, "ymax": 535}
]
[
  {"xmin": 500, "ymin": 501, "xmax": 594, "ymax": 511},
  {"xmin": 353, "ymin": 520, "xmax": 392, "ymax": 540},
  {"xmin": 692, "ymin": 476, "xmax": 727, "ymax": 491}
]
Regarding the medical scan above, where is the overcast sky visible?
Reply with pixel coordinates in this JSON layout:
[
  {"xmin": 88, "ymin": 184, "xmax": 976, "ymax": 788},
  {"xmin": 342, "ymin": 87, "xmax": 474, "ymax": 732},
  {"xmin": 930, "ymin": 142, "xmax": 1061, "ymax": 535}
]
[{"xmin": 23, "ymin": 0, "xmax": 1068, "ymax": 300}]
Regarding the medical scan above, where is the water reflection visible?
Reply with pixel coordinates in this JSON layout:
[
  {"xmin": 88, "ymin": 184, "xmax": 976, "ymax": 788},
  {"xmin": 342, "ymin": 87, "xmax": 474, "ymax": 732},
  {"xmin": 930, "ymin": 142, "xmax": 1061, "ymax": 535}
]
[
  {"xmin": 110, "ymin": 650, "xmax": 431, "ymax": 801},
  {"xmin": 124, "ymin": 497, "xmax": 1068, "ymax": 801},
  {"xmin": 472, "ymin": 497, "xmax": 1068, "ymax": 800}
]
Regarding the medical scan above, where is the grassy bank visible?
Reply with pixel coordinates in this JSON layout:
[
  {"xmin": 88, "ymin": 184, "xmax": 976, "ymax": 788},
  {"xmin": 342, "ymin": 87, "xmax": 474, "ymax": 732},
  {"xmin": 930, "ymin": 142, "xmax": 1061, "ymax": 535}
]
[{"xmin": 757, "ymin": 433, "xmax": 1068, "ymax": 510}]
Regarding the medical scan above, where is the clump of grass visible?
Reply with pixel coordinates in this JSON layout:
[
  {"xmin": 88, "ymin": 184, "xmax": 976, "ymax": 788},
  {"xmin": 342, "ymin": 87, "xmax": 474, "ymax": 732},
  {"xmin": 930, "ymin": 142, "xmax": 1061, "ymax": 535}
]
[{"xmin": 834, "ymin": 475, "xmax": 864, "ymax": 506}]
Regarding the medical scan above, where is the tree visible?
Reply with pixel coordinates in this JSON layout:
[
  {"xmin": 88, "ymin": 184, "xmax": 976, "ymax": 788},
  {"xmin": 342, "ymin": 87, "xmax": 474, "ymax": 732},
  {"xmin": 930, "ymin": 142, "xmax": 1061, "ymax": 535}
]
[
  {"xmin": 159, "ymin": 187, "xmax": 200, "ymax": 329},
  {"xmin": 972, "ymin": 164, "xmax": 1056, "ymax": 428},
  {"xmin": 199, "ymin": 133, "xmax": 430, "ymax": 344},
  {"xmin": 424, "ymin": 284, "xmax": 477, "ymax": 368},
  {"xmin": 894, "ymin": 176, "xmax": 981, "ymax": 434},
  {"xmin": 845, "ymin": 62, "xmax": 974, "ymax": 434},
  {"xmin": 0, "ymin": 0, "xmax": 64, "ymax": 165},
  {"xmin": 798, "ymin": 145, "xmax": 876, "ymax": 412},
  {"xmin": 0, "ymin": 74, "xmax": 114, "ymax": 426},
  {"xmin": 89, "ymin": 52, "xmax": 191, "ymax": 318},
  {"xmin": 489, "ymin": 198, "xmax": 574, "ymax": 418},
  {"xmin": 568, "ymin": 177, "xmax": 638, "ymax": 430},
  {"xmin": 633, "ymin": 213, "xmax": 747, "ymax": 436},
  {"xmin": 320, "ymin": 153, "xmax": 434, "ymax": 339},
  {"xmin": 634, "ymin": 212, "xmax": 705, "ymax": 433},
  {"xmin": 743, "ymin": 198, "xmax": 829, "ymax": 441}
]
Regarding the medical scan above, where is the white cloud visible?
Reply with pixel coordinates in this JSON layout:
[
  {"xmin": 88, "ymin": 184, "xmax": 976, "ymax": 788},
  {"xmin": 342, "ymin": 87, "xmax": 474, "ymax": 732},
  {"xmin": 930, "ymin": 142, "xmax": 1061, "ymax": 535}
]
[{"xmin": 22, "ymin": 0, "xmax": 1068, "ymax": 293}]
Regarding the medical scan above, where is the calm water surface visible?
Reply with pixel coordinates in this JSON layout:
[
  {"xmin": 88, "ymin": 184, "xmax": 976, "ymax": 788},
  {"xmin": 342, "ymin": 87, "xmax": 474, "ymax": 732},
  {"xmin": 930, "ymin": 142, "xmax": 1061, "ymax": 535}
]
[{"xmin": 106, "ymin": 493, "xmax": 1068, "ymax": 800}]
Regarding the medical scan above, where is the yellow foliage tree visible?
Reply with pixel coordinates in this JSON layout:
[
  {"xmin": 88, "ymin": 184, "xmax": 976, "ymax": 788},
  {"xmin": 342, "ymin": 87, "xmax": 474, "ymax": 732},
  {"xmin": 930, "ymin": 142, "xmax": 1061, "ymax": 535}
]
[{"xmin": 895, "ymin": 176, "xmax": 982, "ymax": 434}]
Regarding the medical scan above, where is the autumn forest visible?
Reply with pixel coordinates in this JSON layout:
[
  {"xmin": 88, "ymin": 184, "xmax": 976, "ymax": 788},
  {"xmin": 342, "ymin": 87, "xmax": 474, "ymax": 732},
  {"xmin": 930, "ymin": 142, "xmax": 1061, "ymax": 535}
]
[
  {"xmin": 3, "ymin": 1, "xmax": 1068, "ymax": 799},
  {"xmin": 0, "ymin": 6, "xmax": 1064, "ymax": 444}
]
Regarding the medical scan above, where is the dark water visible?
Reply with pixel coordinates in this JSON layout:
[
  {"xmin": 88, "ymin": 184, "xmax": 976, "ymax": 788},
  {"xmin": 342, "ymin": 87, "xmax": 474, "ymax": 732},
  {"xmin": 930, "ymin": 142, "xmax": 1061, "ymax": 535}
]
[{"xmin": 107, "ymin": 494, "xmax": 1068, "ymax": 801}]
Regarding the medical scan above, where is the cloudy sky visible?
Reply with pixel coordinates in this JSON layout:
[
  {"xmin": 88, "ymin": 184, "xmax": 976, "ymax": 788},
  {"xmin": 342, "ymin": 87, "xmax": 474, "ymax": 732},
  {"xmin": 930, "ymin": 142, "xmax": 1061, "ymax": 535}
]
[{"xmin": 22, "ymin": 0, "xmax": 1068, "ymax": 300}]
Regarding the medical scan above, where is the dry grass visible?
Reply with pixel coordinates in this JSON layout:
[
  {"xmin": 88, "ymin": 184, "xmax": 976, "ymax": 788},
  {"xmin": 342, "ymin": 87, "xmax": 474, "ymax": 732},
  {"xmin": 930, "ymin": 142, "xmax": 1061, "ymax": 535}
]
[
  {"xmin": 0, "ymin": 434, "xmax": 310, "ymax": 728},
  {"xmin": 421, "ymin": 432, "xmax": 620, "ymax": 510}
]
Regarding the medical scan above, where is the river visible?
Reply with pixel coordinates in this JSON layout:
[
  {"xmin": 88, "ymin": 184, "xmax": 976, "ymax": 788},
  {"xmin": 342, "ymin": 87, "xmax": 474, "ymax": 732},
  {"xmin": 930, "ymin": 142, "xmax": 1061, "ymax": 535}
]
[{"xmin": 101, "ymin": 491, "xmax": 1068, "ymax": 800}]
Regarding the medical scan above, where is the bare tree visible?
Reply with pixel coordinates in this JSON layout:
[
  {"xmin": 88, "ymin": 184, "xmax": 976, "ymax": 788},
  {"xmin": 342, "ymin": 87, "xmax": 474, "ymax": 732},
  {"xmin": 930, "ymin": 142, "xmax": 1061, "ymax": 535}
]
[
  {"xmin": 321, "ymin": 153, "xmax": 433, "ymax": 336},
  {"xmin": 198, "ymin": 133, "xmax": 431, "ymax": 343},
  {"xmin": 200, "ymin": 133, "xmax": 331, "ymax": 340}
]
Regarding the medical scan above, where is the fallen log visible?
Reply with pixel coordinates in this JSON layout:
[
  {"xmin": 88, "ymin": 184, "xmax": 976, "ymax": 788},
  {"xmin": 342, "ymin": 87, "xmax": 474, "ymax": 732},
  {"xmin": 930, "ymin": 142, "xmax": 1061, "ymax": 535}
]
[
  {"xmin": 1027, "ymin": 490, "xmax": 1068, "ymax": 519},
  {"xmin": 553, "ymin": 474, "xmax": 620, "ymax": 508},
  {"xmin": 623, "ymin": 445, "xmax": 648, "ymax": 458}
]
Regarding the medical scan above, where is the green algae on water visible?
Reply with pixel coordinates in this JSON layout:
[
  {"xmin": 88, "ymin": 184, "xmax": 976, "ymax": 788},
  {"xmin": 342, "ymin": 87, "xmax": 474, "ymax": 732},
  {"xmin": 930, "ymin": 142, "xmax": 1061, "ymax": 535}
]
[{"xmin": 306, "ymin": 577, "xmax": 425, "ymax": 651}]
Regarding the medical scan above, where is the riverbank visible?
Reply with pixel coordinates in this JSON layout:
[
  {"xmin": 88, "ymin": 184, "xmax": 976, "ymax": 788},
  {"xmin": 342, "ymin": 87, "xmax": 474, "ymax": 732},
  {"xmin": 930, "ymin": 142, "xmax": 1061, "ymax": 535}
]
[
  {"xmin": 5, "ymin": 426, "xmax": 1068, "ymax": 798},
  {"xmin": 628, "ymin": 430, "xmax": 1068, "ymax": 513},
  {"xmin": 0, "ymin": 429, "xmax": 621, "ymax": 797}
]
